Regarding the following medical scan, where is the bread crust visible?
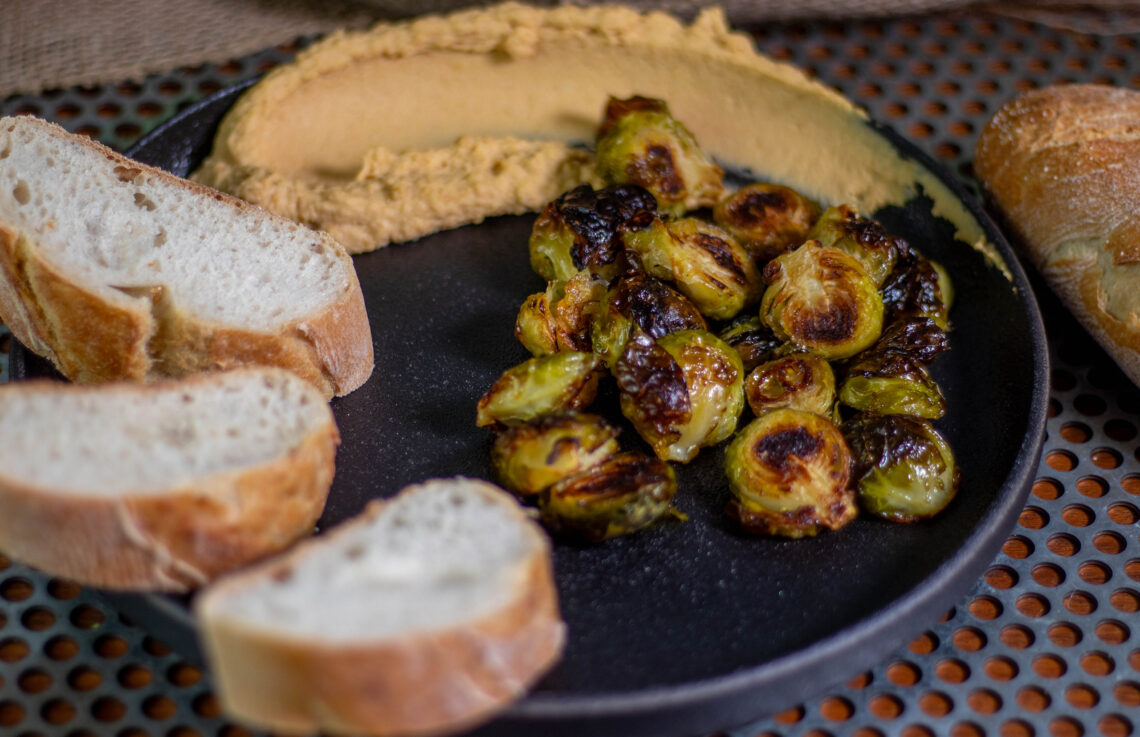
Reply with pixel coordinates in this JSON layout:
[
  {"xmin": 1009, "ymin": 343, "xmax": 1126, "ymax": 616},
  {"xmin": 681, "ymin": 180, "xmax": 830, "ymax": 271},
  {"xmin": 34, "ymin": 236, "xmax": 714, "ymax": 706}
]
[
  {"xmin": 0, "ymin": 116, "xmax": 374, "ymax": 398},
  {"xmin": 195, "ymin": 482, "xmax": 565, "ymax": 737},
  {"xmin": 975, "ymin": 84, "xmax": 1140, "ymax": 384},
  {"xmin": 0, "ymin": 373, "xmax": 339, "ymax": 592}
]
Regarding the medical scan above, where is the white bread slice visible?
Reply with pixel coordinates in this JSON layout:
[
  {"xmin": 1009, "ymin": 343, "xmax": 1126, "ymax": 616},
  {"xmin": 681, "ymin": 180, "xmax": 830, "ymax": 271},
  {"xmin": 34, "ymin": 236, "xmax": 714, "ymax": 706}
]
[
  {"xmin": 0, "ymin": 115, "xmax": 372, "ymax": 398},
  {"xmin": 0, "ymin": 367, "xmax": 338, "ymax": 592},
  {"xmin": 195, "ymin": 477, "xmax": 565, "ymax": 737}
]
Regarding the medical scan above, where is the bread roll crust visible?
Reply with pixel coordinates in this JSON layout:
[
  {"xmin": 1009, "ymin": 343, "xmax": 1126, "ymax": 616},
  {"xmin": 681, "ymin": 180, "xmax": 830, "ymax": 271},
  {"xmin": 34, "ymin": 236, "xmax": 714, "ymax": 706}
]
[{"xmin": 975, "ymin": 84, "xmax": 1140, "ymax": 383}]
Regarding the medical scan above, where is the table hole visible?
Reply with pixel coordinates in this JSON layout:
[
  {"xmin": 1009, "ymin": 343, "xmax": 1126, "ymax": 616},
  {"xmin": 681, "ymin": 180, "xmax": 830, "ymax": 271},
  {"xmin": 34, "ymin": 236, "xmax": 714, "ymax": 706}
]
[
  {"xmin": 1003, "ymin": 535, "xmax": 1034, "ymax": 559},
  {"xmin": 41, "ymin": 698, "xmax": 76, "ymax": 725},
  {"xmin": 0, "ymin": 639, "xmax": 27, "ymax": 663},
  {"xmin": 91, "ymin": 696, "xmax": 126, "ymax": 723},
  {"xmin": 1109, "ymin": 588, "xmax": 1140, "ymax": 614},
  {"xmin": 1097, "ymin": 714, "xmax": 1132, "ymax": 737},
  {"xmin": 1017, "ymin": 686, "xmax": 1051, "ymax": 711},
  {"xmin": 1046, "ymin": 450, "xmax": 1078, "ymax": 472},
  {"xmin": 17, "ymin": 668, "xmax": 52, "ymax": 694},
  {"xmin": 1048, "ymin": 533, "xmax": 1080, "ymax": 557},
  {"xmin": 908, "ymin": 631, "xmax": 939, "ymax": 655},
  {"xmin": 0, "ymin": 577, "xmax": 34, "ymax": 602},
  {"xmin": 918, "ymin": 691, "xmax": 952, "ymax": 717},
  {"xmin": 1033, "ymin": 478, "xmax": 1064, "ymax": 499},
  {"xmin": 847, "ymin": 672, "xmax": 873, "ymax": 689},
  {"xmin": 1077, "ymin": 476, "xmax": 1108, "ymax": 498},
  {"xmin": 68, "ymin": 604, "xmax": 105, "ymax": 630},
  {"xmin": 0, "ymin": 701, "xmax": 26, "ymax": 727},
  {"xmin": 1126, "ymin": 559, "xmax": 1140, "ymax": 582},
  {"xmin": 952, "ymin": 722, "xmax": 985, "ymax": 737},
  {"xmin": 20, "ymin": 606, "xmax": 56, "ymax": 631},
  {"xmin": 192, "ymin": 693, "xmax": 220, "ymax": 719},
  {"xmin": 869, "ymin": 694, "xmax": 904, "ymax": 720},
  {"xmin": 1114, "ymin": 681, "xmax": 1140, "ymax": 707},
  {"xmin": 1048, "ymin": 622, "xmax": 1083, "ymax": 648},
  {"xmin": 1001, "ymin": 719, "xmax": 1035, "ymax": 737},
  {"xmin": 1001, "ymin": 624, "xmax": 1035, "ymax": 649},
  {"xmin": 1052, "ymin": 369, "xmax": 1078, "ymax": 392},
  {"xmin": 1097, "ymin": 620, "xmax": 1131, "ymax": 645},
  {"xmin": 968, "ymin": 595, "xmax": 1002, "ymax": 619},
  {"xmin": 1093, "ymin": 532, "xmax": 1125, "ymax": 555},
  {"xmin": 1020, "ymin": 506, "xmax": 1049, "ymax": 529},
  {"xmin": 167, "ymin": 663, "xmax": 202, "ymax": 688},
  {"xmin": 967, "ymin": 689, "xmax": 1002, "ymax": 714},
  {"xmin": 1017, "ymin": 593, "xmax": 1050, "ymax": 618},
  {"xmin": 94, "ymin": 634, "xmax": 128, "ymax": 658},
  {"xmin": 1108, "ymin": 503, "xmax": 1139, "ymax": 526},
  {"xmin": 67, "ymin": 666, "xmax": 102, "ymax": 691},
  {"xmin": 1033, "ymin": 564, "xmax": 1065, "ymax": 587},
  {"xmin": 1066, "ymin": 683, "xmax": 1100, "ymax": 709},
  {"xmin": 1092, "ymin": 448, "xmax": 1123, "ymax": 470},
  {"xmin": 1079, "ymin": 561, "xmax": 1112, "ymax": 586},
  {"xmin": 1075, "ymin": 394, "xmax": 1108, "ymax": 416},
  {"xmin": 1061, "ymin": 422, "xmax": 1092, "ymax": 443},
  {"xmin": 142, "ymin": 695, "xmax": 177, "ymax": 720},
  {"xmin": 1104, "ymin": 419, "xmax": 1138, "ymax": 441},
  {"xmin": 1063, "ymin": 504, "xmax": 1095, "ymax": 527},
  {"xmin": 774, "ymin": 705, "xmax": 805, "ymax": 724},
  {"xmin": 953, "ymin": 626, "xmax": 987, "ymax": 651},
  {"xmin": 118, "ymin": 664, "xmax": 152, "ymax": 689},
  {"xmin": 934, "ymin": 657, "xmax": 969, "ymax": 684},
  {"xmin": 884, "ymin": 661, "xmax": 920, "ymax": 687},
  {"xmin": 143, "ymin": 636, "xmax": 172, "ymax": 657},
  {"xmin": 986, "ymin": 565, "xmax": 1018, "ymax": 589},
  {"xmin": 1081, "ymin": 651, "xmax": 1115, "ymax": 677},
  {"xmin": 1123, "ymin": 475, "xmax": 1140, "ymax": 496},
  {"xmin": 1033, "ymin": 654, "xmax": 1068, "ymax": 679},
  {"xmin": 1050, "ymin": 716, "xmax": 1085, "ymax": 737},
  {"xmin": 984, "ymin": 656, "xmax": 1018, "ymax": 681},
  {"xmin": 44, "ymin": 634, "xmax": 79, "ymax": 661},
  {"xmin": 46, "ymin": 579, "xmax": 80, "ymax": 600},
  {"xmin": 1048, "ymin": 397, "xmax": 1063, "ymax": 418},
  {"xmin": 1064, "ymin": 591, "xmax": 1098, "ymax": 615},
  {"xmin": 819, "ymin": 697, "xmax": 854, "ymax": 722}
]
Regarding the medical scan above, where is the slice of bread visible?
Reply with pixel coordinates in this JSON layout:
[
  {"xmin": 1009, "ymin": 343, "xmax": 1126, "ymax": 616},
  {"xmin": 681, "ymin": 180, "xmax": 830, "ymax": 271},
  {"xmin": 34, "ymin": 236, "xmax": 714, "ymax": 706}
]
[
  {"xmin": 0, "ymin": 367, "xmax": 338, "ymax": 592},
  {"xmin": 195, "ymin": 477, "xmax": 565, "ymax": 737},
  {"xmin": 0, "ymin": 115, "xmax": 372, "ymax": 398}
]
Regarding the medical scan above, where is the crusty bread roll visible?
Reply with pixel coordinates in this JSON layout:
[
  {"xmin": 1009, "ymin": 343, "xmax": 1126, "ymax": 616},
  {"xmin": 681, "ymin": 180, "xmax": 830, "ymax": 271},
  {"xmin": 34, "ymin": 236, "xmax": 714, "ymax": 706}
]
[
  {"xmin": 0, "ymin": 115, "xmax": 373, "ymax": 398},
  {"xmin": 195, "ymin": 477, "xmax": 564, "ymax": 737},
  {"xmin": 0, "ymin": 368, "xmax": 338, "ymax": 592},
  {"xmin": 974, "ymin": 84, "xmax": 1140, "ymax": 384}
]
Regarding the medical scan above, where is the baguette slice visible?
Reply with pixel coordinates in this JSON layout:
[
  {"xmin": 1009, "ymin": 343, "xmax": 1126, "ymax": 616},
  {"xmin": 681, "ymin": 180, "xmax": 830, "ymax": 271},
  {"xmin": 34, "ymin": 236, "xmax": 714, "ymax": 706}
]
[
  {"xmin": 0, "ymin": 367, "xmax": 338, "ymax": 592},
  {"xmin": 0, "ymin": 115, "xmax": 372, "ymax": 398},
  {"xmin": 975, "ymin": 84, "xmax": 1140, "ymax": 385},
  {"xmin": 195, "ymin": 477, "xmax": 565, "ymax": 737}
]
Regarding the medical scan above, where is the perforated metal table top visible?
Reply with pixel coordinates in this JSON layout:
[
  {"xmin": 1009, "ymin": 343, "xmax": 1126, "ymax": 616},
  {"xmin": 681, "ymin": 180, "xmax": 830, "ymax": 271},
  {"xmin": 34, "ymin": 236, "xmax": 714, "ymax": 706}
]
[{"xmin": 1, "ymin": 8, "xmax": 1139, "ymax": 737}]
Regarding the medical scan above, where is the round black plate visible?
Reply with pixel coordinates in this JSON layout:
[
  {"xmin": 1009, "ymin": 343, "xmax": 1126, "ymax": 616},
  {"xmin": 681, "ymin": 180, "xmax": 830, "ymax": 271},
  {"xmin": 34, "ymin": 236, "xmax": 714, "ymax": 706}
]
[{"xmin": 11, "ymin": 81, "xmax": 1048, "ymax": 737}]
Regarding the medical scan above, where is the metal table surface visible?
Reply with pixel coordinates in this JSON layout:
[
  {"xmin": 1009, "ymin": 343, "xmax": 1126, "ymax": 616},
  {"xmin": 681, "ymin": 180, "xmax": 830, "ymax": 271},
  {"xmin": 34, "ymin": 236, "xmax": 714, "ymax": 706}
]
[{"xmin": 1, "ymin": 7, "xmax": 1139, "ymax": 737}]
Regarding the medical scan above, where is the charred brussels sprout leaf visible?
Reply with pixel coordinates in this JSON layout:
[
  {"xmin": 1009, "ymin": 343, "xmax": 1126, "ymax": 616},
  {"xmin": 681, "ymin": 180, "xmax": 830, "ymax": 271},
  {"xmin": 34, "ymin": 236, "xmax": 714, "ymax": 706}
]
[
  {"xmin": 476, "ymin": 352, "xmax": 602, "ymax": 428},
  {"xmin": 881, "ymin": 241, "xmax": 952, "ymax": 330},
  {"xmin": 540, "ymin": 451, "xmax": 678, "ymax": 542},
  {"xmin": 491, "ymin": 413, "xmax": 621, "ymax": 497},
  {"xmin": 869, "ymin": 317, "xmax": 950, "ymax": 366},
  {"xmin": 745, "ymin": 354, "xmax": 836, "ymax": 417},
  {"xmin": 807, "ymin": 204, "xmax": 902, "ymax": 286},
  {"xmin": 839, "ymin": 328, "xmax": 947, "ymax": 418},
  {"xmin": 528, "ymin": 184, "xmax": 657, "ymax": 282},
  {"xmin": 625, "ymin": 216, "xmax": 763, "ymax": 321},
  {"xmin": 760, "ymin": 240, "xmax": 884, "ymax": 360},
  {"xmin": 595, "ymin": 96, "xmax": 724, "ymax": 215},
  {"xmin": 842, "ymin": 413, "xmax": 960, "ymax": 522},
  {"xmin": 515, "ymin": 270, "xmax": 609, "ymax": 356},
  {"xmin": 616, "ymin": 330, "xmax": 744, "ymax": 463},
  {"xmin": 725, "ymin": 408, "xmax": 856, "ymax": 537},
  {"xmin": 718, "ymin": 314, "xmax": 785, "ymax": 373},
  {"xmin": 713, "ymin": 182, "xmax": 819, "ymax": 262},
  {"xmin": 607, "ymin": 262, "xmax": 708, "ymax": 339}
]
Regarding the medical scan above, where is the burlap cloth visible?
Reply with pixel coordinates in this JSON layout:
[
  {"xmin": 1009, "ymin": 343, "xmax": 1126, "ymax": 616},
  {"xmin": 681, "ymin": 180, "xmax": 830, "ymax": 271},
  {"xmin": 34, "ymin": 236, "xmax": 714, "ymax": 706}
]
[{"xmin": 3, "ymin": 0, "xmax": 1140, "ymax": 98}]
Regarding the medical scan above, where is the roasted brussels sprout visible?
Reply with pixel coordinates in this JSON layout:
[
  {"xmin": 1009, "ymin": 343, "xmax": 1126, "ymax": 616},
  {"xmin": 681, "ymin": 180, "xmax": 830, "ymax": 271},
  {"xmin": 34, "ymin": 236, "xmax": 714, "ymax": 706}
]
[
  {"xmin": 839, "ymin": 332, "xmax": 947, "ymax": 419},
  {"xmin": 745, "ymin": 354, "xmax": 836, "ymax": 417},
  {"xmin": 593, "ymin": 259, "xmax": 708, "ymax": 361},
  {"xmin": 806, "ymin": 204, "xmax": 902, "ymax": 286},
  {"xmin": 615, "ymin": 329, "xmax": 744, "ymax": 463},
  {"xmin": 868, "ymin": 317, "xmax": 951, "ymax": 366},
  {"xmin": 624, "ymin": 216, "xmax": 763, "ymax": 320},
  {"xmin": 476, "ymin": 351, "xmax": 602, "ymax": 427},
  {"xmin": 717, "ymin": 314, "xmax": 785, "ymax": 373},
  {"xmin": 759, "ymin": 240, "xmax": 884, "ymax": 360},
  {"xmin": 491, "ymin": 413, "xmax": 621, "ymax": 497},
  {"xmin": 724, "ymin": 408, "xmax": 856, "ymax": 538},
  {"xmin": 842, "ymin": 413, "xmax": 960, "ymax": 522},
  {"xmin": 595, "ymin": 96, "xmax": 725, "ymax": 215},
  {"xmin": 515, "ymin": 270, "xmax": 609, "ymax": 356},
  {"xmin": 528, "ymin": 184, "xmax": 657, "ymax": 282},
  {"xmin": 713, "ymin": 182, "xmax": 819, "ymax": 262},
  {"xmin": 539, "ymin": 451, "xmax": 678, "ymax": 542},
  {"xmin": 880, "ymin": 241, "xmax": 952, "ymax": 330}
]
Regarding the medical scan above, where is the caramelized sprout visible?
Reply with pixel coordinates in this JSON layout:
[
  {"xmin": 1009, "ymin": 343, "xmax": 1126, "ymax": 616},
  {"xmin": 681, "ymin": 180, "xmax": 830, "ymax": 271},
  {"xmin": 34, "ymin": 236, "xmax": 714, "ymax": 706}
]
[
  {"xmin": 745, "ymin": 354, "xmax": 836, "ymax": 417},
  {"xmin": 842, "ymin": 413, "xmax": 960, "ymax": 522},
  {"xmin": 718, "ymin": 314, "xmax": 784, "ymax": 373},
  {"xmin": 839, "ymin": 329, "xmax": 947, "ymax": 418},
  {"xmin": 528, "ymin": 184, "xmax": 657, "ymax": 282},
  {"xmin": 760, "ymin": 240, "xmax": 884, "ymax": 360},
  {"xmin": 881, "ymin": 241, "xmax": 952, "ymax": 330},
  {"xmin": 491, "ymin": 413, "xmax": 621, "ymax": 497},
  {"xmin": 615, "ymin": 329, "xmax": 744, "ymax": 463},
  {"xmin": 807, "ymin": 204, "xmax": 902, "ymax": 286},
  {"xmin": 868, "ymin": 317, "xmax": 950, "ymax": 366},
  {"xmin": 540, "ymin": 451, "xmax": 678, "ymax": 542},
  {"xmin": 625, "ymin": 216, "xmax": 763, "ymax": 320},
  {"xmin": 476, "ymin": 351, "xmax": 602, "ymax": 428},
  {"xmin": 713, "ymin": 182, "xmax": 819, "ymax": 262},
  {"xmin": 724, "ymin": 408, "xmax": 856, "ymax": 538},
  {"xmin": 595, "ymin": 96, "xmax": 724, "ymax": 215},
  {"xmin": 515, "ymin": 270, "xmax": 609, "ymax": 356}
]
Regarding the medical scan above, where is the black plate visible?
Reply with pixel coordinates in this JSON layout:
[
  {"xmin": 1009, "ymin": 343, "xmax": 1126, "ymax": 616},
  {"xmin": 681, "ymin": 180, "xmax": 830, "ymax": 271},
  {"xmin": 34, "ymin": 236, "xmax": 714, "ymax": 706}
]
[{"xmin": 11, "ymin": 81, "xmax": 1049, "ymax": 737}]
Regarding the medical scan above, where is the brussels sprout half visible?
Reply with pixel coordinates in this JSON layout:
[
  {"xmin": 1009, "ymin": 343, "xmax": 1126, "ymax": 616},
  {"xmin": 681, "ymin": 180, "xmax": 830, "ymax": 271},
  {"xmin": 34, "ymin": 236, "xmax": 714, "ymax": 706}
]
[
  {"xmin": 515, "ymin": 270, "xmax": 609, "ymax": 357},
  {"xmin": 491, "ymin": 413, "xmax": 621, "ymax": 497},
  {"xmin": 745, "ymin": 354, "xmax": 836, "ymax": 418},
  {"xmin": 713, "ymin": 182, "xmax": 819, "ymax": 263},
  {"xmin": 476, "ymin": 351, "xmax": 602, "ymax": 428},
  {"xmin": 540, "ymin": 450, "xmax": 678, "ymax": 542},
  {"xmin": 842, "ymin": 413, "xmax": 960, "ymax": 522},
  {"xmin": 840, "ymin": 342, "xmax": 947, "ymax": 419},
  {"xmin": 760, "ymin": 240, "xmax": 885, "ymax": 361},
  {"xmin": 807, "ymin": 204, "xmax": 903, "ymax": 286},
  {"xmin": 595, "ymin": 96, "xmax": 725, "ymax": 215},
  {"xmin": 725, "ymin": 408, "xmax": 857, "ymax": 538},
  {"xmin": 881, "ymin": 241, "xmax": 952, "ymax": 330}
]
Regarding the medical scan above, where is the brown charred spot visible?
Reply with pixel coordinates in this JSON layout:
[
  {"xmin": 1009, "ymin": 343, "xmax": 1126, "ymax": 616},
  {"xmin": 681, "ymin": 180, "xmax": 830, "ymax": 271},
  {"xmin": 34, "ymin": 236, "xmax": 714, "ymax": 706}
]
[
  {"xmin": 868, "ymin": 317, "xmax": 950, "ymax": 365},
  {"xmin": 614, "ymin": 332, "xmax": 691, "ymax": 435},
  {"xmin": 792, "ymin": 297, "xmax": 859, "ymax": 345},
  {"xmin": 727, "ymin": 190, "xmax": 793, "ymax": 227},
  {"xmin": 627, "ymin": 144, "xmax": 684, "ymax": 197},
  {"xmin": 545, "ymin": 436, "xmax": 582, "ymax": 465},
  {"xmin": 881, "ymin": 246, "xmax": 945, "ymax": 324},
  {"xmin": 694, "ymin": 233, "xmax": 748, "ymax": 284},
  {"xmin": 612, "ymin": 271, "xmax": 706, "ymax": 339},
  {"xmin": 751, "ymin": 426, "xmax": 823, "ymax": 475},
  {"xmin": 561, "ymin": 453, "xmax": 671, "ymax": 502},
  {"xmin": 762, "ymin": 259, "xmax": 783, "ymax": 284},
  {"xmin": 598, "ymin": 95, "xmax": 669, "ymax": 138}
]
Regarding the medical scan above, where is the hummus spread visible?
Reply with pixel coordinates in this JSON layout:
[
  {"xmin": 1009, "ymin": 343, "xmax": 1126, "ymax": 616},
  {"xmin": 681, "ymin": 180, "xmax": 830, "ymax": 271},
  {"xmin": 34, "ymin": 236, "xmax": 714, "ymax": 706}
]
[{"xmin": 193, "ymin": 2, "xmax": 1001, "ymax": 274}]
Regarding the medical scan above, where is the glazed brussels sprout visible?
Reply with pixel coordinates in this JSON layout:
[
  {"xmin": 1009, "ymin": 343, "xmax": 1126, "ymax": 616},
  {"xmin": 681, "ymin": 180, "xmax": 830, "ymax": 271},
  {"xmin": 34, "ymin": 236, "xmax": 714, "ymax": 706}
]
[
  {"xmin": 870, "ymin": 317, "xmax": 951, "ymax": 365},
  {"xmin": 724, "ymin": 408, "xmax": 856, "ymax": 538},
  {"xmin": 476, "ymin": 351, "xmax": 602, "ymax": 428},
  {"xmin": 745, "ymin": 354, "xmax": 836, "ymax": 417},
  {"xmin": 491, "ymin": 413, "xmax": 621, "ymax": 497},
  {"xmin": 839, "ymin": 326, "xmax": 948, "ymax": 418},
  {"xmin": 624, "ymin": 216, "xmax": 763, "ymax": 320},
  {"xmin": 595, "ymin": 96, "xmax": 725, "ymax": 215},
  {"xmin": 528, "ymin": 184, "xmax": 657, "ymax": 282},
  {"xmin": 759, "ymin": 240, "xmax": 884, "ymax": 360},
  {"xmin": 806, "ymin": 204, "xmax": 902, "ymax": 286},
  {"xmin": 515, "ymin": 270, "xmax": 609, "ymax": 356},
  {"xmin": 717, "ymin": 314, "xmax": 785, "ymax": 373},
  {"xmin": 540, "ymin": 451, "xmax": 678, "ymax": 542},
  {"xmin": 842, "ymin": 413, "xmax": 960, "ymax": 522},
  {"xmin": 881, "ymin": 241, "xmax": 952, "ymax": 330},
  {"xmin": 713, "ymin": 182, "xmax": 819, "ymax": 262},
  {"xmin": 615, "ymin": 329, "xmax": 744, "ymax": 463}
]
